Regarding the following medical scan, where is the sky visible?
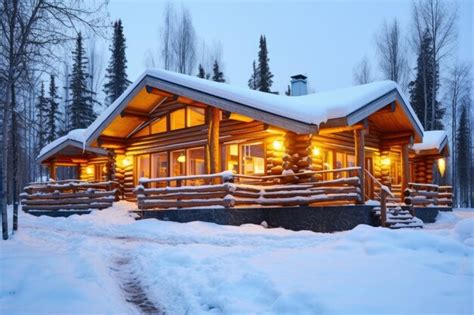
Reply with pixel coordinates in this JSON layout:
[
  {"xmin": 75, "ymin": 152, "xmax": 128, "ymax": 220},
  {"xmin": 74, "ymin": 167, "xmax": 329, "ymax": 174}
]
[{"xmin": 107, "ymin": 0, "xmax": 473, "ymax": 94}]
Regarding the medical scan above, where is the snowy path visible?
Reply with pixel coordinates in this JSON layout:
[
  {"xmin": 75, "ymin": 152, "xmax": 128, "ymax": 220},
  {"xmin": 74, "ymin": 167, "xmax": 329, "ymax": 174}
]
[{"xmin": 1, "ymin": 204, "xmax": 473, "ymax": 314}]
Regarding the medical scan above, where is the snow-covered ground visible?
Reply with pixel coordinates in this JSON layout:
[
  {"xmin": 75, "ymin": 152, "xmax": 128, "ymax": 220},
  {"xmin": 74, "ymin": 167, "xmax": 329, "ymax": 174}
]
[{"xmin": 1, "ymin": 203, "xmax": 473, "ymax": 315}]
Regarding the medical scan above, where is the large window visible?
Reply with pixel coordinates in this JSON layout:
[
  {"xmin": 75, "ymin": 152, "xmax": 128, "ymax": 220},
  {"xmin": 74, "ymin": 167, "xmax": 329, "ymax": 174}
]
[
  {"xmin": 136, "ymin": 154, "xmax": 150, "ymax": 184},
  {"xmin": 151, "ymin": 116, "xmax": 167, "ymax": 134},
  {"xmin": 171, "ymin": 150, "xmax": 186, "ymax": 177},
  {"xmin": 151, "ymin": 152, "xmax": 168, "ymax": 187},
  {"xmin": 322, "ymin": 149, "xmax": 334, "ymax": 180},
  {"xmin": 187, "ymin": 107, "xmax": 205, "ymax": 127},
  {"xmin": 170, "ymin": 109, "xmax": 186, "ymax": 130},
  {"xmin": 241, "ymin": 142, "xmax": 265, "ymax": 176},
  {"xmin": 223, "ymin": 144, "xmax": 239, "ymax": 173},
  {"xmin": 187, "ymin": 147, "xmax": 205, "ymax": 185}
]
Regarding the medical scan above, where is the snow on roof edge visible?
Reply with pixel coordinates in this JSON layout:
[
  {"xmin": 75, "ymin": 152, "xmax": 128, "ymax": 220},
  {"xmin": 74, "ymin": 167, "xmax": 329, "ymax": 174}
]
[{"xmin": 412, "ymin": 130, "xmax": 448, "ymax": 154}]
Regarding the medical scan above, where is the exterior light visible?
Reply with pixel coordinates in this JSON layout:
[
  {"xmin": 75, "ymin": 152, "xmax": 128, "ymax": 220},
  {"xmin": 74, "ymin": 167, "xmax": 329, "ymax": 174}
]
[
  {"xmin": 122, "ymin": 157, "xmax": 131, "ymax": 167},
  {"xmin": 102, "ymin": 166, "xmax": 107, "ymax": 173},
  {"xmin": 177, "ymin": 153, "xmax": 186, "ymax": 163},
  {"xmin": 312, "ymin": 147, "xmax": 321, "ymax": 156},
  {"xmin": 381, "ymin": 158, "xmax": 391, "ymax": 167},
  {"xmin": 272, "ymin": 140, "xmax": 283, "ymax": 150},
  {"xmin": 86, "ymin": 166, "xmax": 94, "ymax": 175},
  {"xmin": 438, "ymin": 158, "xmax": 446, "ymax": 177}
]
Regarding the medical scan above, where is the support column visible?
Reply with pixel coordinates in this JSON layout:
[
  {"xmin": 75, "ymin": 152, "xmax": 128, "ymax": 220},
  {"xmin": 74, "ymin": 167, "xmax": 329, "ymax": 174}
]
[
  {"xmin": 401, "ymin": 143, "xmax": 410, "ymax": 200},
  {"xmin": 49, "ymin": 161, "xmax": 57, "ymax": 181},
  {"xmin": 207, "ymin": 108, "xmax": 221, "ymax": 177},
  {"xmin": 354, "ymin": 129, "xmax": 365, "ymax": 203}
]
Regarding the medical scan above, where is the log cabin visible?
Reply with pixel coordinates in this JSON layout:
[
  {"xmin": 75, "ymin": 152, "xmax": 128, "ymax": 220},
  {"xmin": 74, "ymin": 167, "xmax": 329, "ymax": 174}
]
[{"xmin": 31, "ymin": 70, "xmax": 452, "ymax": 228}]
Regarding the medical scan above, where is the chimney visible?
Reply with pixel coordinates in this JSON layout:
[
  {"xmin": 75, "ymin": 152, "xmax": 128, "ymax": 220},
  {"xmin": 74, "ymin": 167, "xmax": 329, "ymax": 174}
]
[{"xmin": 290, "ymin": 74, "xmax": 308, "ymax": 96}]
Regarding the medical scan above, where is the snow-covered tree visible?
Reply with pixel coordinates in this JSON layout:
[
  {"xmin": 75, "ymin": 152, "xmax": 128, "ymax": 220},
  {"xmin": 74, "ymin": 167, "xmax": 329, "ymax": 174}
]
[
  {"xmin": 46, "ymin": 75, "xmax": 61, "ymax": 143},
  {"xmin": 257, "ymin": 35, "xmax": 273, "ymax": 92},
  {"xmin": 212, "ymin": 60, "xmax": 225, "ymax": 82},
  {"xmin": 248, "ymin": 60, "xmax": 258, "ymax": 90},
  {"xmin": 36, "ymin": 82, "xmax": 48, "ymax": 149}
]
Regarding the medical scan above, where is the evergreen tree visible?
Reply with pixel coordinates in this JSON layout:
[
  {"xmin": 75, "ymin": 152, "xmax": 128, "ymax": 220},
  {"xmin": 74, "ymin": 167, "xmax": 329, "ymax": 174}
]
[
  {"xmin": 69, "ymin": 32, "xmax": 96, "ymax": 130},
  {"xmin": 104, "ymin": 20, "xmax": 130, "ymax": 105},
  {"xmin": 248, "ymin": 60, "xmax": 258, "ymax": 90},
  {"xmin": 36, "ymin": 82, "xmax": 48, "ymax": 149},
  {"xmin": 197, "ymin": 64, "xmax": 206, "ymax": 79},
  {"xmin": 46, "ymin": 75, "xmax": 61, "ymax": 143},
  {"xmin": 211, "ymin": 60, "xmax": 225, "ymax": 82},
  {"xmin": 456, "ymin": 104, "xmax": 470, "ymax": 206},
  {"xmin": 408, "ymin": 30, "xmax": 444, "ymax": 130},
  {"xmin": 257, "ymin": 35, "xmax": 274, "ymax": 93}
]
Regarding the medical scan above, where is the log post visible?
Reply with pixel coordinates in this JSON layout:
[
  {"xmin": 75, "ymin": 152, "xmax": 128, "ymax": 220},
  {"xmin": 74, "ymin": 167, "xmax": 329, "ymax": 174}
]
[
  {"xmin": 401, "ymin": 143, "xmax": 409, "ymax": 202},
  {"xmin": 49, "ymin": 161, "xmax": 57, "ymax": 181},
  {"xmin": 380, "ymin": 188, "xmax": 387, "ymax": 227},
  {"xmin": 354, "ymin": 129, "xmax": 365, "ymax": 203},
  {"xmin": 207, "ymin": 108, "xmax": 221, "ymax": 182}
]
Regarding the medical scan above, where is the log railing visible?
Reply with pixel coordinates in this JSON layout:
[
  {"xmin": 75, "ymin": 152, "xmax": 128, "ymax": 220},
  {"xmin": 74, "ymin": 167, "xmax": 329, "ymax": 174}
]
[
  {"xmin": 21, "ymin": 180, "xmax": 120, "ymax": 212},
  {"xmin": 364, "ymin": 169, "xmax": 394, "ymax": 226},
  {"xmin": 135, "ymin": 167, "xmax": 363, "ymax": 210},
  {"xmin": 404, "ymin": 183, "xmax": 453, "ymax": 207}
]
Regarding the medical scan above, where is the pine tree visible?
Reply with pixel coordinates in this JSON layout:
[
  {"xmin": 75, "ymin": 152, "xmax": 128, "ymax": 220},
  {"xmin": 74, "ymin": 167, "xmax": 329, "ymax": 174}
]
[
  {"xmin": 408, "ymin": 30, "xmax": 444, "ymax": 130},
  {"xmin": 69, "ymin": 32, "xmax": 96, "ymax": 130},
  {"xmin": 36, "ymin": 82, "xmax": 48, "ymax": 149},
  {"xmin": 257, "ymin": 35, "xmax": 274, "ymax": 93},
  {"xmin": 104, "ymin": 20, "xmax": 130, "ymax": 105},
  {"xmin": 197, "ymin": 64, "xmax": 206, "ymax": 79},
  {"xmin": 46, "ymin": 75, "xmax": 61, "ymax": 143},
  {"xmin": 456, "ymin": 104, "xmax": 470, "ymax": 206},
  {"xmin": 248, "ymin": 60, "xmax": 258, "ymax": 90},
  {"xmin": 212, "ymin": 60, "xmax": 225, "ymax": 83}
]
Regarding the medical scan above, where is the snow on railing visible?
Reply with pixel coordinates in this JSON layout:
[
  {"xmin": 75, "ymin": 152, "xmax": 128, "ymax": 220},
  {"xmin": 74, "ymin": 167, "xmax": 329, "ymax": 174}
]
[{"xmin": 135, "ymin": 167, "xmax": 364, "ymax": 210}]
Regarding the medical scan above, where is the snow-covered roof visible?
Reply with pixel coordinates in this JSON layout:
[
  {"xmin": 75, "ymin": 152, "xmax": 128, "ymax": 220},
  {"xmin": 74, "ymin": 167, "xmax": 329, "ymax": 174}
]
[
  {"xmin": 83, "ymin": 69, "xmax": 424, "ymax": 145},
  {"xmin": 37, "ymin": 129, "xmax": 107, "ymax": 163},
  {"xmin": 412, "ymin": 130, "xmax": 448, "ymax": 154}
]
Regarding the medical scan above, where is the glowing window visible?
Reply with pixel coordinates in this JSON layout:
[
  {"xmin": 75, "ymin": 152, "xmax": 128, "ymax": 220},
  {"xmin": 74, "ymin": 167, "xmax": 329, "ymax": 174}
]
[
  {"xmin": 187, "ymin": 106, "xmax": 205, "ymax": 127},
  {"xmin": 241, "ymin": 142, "xmax": 265, "ymax": 176},
  {"xmin": 151, "ymin": 117, "xmax": 167, "ymax": 134},
  {"xmin": 223, "ymin": 144, "xmax": 239, "ymax": 173},
  {"xmin": 187, "ymin": 147, "xmax": 206, "ymax": 185},
  {"xmin": 170, "ymin": 109, "xmax": 185, "ymax": 130},
  {"xmin": 136, "ymin": 154, "xmax": 150, "ymax": 184}
]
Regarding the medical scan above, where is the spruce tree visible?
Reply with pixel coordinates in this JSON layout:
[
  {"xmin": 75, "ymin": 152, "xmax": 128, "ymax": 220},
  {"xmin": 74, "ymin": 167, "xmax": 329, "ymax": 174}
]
[
  {"xmin": 197, "ymin": 64, "xmax": 206, "ymax": 79},
  {"xmin": 212, "ymin": 60, "xmax": 225, "ymax": 82},
  {"xmin": 104, "ymin": 20, "xmax": 130, "ymax": 105},
  {"xmin": 69, "ymin": 32, "xmax": 96, "ymax": 130},
  {"xmin": 46, "ymin": 75, "xmax": 61, "ymax": 143},
  {"xmin": 36, "ymin": 82, "xmax": 48, "ymax": 148},
  {"xmin": 248, "ymin": 60, "xmax": 258, "ymax": 90},
  {"xmin": 408, "ymin": 30, "xmax": 444, "ymax": 130},
  {"xmin": 456, "ymin": 104, "xmax": 470, "ymax": 206},
  {"xmin": 257, "ymin": 35, "xmax": 274, "ymax": 93}
]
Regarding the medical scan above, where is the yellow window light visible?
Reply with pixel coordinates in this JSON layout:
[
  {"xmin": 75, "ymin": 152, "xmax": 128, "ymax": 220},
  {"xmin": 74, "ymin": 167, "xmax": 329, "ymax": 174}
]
[
  {"xmin": 381, "ymin": 158, "xmax": 391, "ymax": 167},
  {"xmin": 86, "ymin": 166, "xmax": 94, "ymax": 175},
  {"xmin": 438, "ymin": 158, "xmax": 446, "ymax": 177},
  {"xmin": 272, "ymin": 140, "xmax": 283, "ymax": 151},
  {"xmin": 177, "ymin": 153, "xmax": 186, "ymax": 163},
  {"xmin": 312, "ymin": 147, "xmax": 321, "ymax": 156},
  {"xmin": 122, "ymin": 157, "xmax": 131, "ymax": 167}
]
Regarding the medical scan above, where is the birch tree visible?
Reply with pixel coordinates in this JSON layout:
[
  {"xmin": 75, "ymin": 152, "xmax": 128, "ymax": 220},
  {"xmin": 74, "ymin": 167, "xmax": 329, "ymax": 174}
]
[{"xmin": 353, "ymin": 56, "xmax": 373, "ymax": 85}]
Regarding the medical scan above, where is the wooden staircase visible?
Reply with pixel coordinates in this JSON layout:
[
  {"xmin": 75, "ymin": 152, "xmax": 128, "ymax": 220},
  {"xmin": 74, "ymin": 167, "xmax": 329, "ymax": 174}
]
[{"xmin": 372, "ymin": 204, "xmax": 423, "ymax": 229}]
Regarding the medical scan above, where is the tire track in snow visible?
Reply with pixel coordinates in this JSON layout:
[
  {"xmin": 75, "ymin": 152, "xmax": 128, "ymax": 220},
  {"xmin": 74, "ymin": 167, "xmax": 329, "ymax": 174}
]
[{"xmin": 110, "ymin": 254, "xmax": 164, "ymax": 315}]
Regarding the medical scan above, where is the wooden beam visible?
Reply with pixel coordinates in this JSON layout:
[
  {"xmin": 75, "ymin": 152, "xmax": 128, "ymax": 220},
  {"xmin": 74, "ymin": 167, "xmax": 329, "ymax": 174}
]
[
  {"xmin": 383, "ymin": 135, "xmax": 414, "ymax": 147},
  {"xmin": 319, "ymin": 122, "xmax": 366, "ymax": 135},
  {"xmin": 120, "ymin": 109, "xmax": 149, "ymax": 120},
  {"xmin": 354, "ymin": 128, "xmax": 365, "ymax": 203},
  {"xmin": 381, "ymin": 131, "xmax": 413, "ymax": 140},
  {"xmin": 207, "ymin": 108, "xmax": 221, "ymax": 180},
  {"xmin": 376, "ymin": 102, "xmax": 396, "ymax": 114},
  {"xmin": 401, "ymin": 143, "xmax": 410, "ymax": 201},
  {"xmin": 145, "ymin": 85, "xmax": 174, "ymax": 97},
  {"xmin": 49, "ymin": 161, "xmax": 57, "ymax": 181}
]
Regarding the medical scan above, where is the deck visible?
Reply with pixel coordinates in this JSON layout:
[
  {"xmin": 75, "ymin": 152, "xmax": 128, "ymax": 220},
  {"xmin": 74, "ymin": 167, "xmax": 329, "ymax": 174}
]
[{"xmin": 20, "ymin": 167, "xmax": 453, "ymax": 230}]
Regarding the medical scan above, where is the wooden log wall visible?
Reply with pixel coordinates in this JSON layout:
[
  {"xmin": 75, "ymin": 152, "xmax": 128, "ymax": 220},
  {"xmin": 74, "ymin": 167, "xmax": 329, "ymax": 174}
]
[
  {"xmin": 380, "ymin": 148, "xmax": 391, "ymax": 186},
  {"xmin": 412, "ymin": 156, "xmax": 436, "ymax": 184}
]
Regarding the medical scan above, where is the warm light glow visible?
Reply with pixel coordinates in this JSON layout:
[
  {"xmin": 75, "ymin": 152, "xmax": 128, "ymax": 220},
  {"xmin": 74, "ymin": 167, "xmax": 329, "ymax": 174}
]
[
  {"xmin": 177, "ymin": 153, "xmax": 186, "ymax": 163},
  {"xmin": 86, "ymin": 166, "xmax": 94, "ymax": 175},
  {"xmin": 272, "ymin": 140, "xmax": 283, "ymax": 151},
  {"xmin": 102, "ymin": 166, "xmax": 107, "ymax": 173},
  {"xmin": 438, "ymin": 158, "xmax": 446, "ymax": 177},
  {"xmin": 381, "ymin": 158, "xmax": 391, "ymax": 166},
  {"xmin": 312, "ymin": 147, "xmax": 321, "ymax": 156},
  {"xmin": 122, "ymin": 157, "xmax": 131, "ymax": 167}
]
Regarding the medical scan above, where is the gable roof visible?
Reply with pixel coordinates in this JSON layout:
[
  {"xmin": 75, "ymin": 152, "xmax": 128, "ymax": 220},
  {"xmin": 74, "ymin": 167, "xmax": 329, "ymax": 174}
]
[
  {"xmin": 37, "ymin": 129, "xmax": 107, "ymax": 163},
  {"xmin": 83, "ymin": 69, "xmax": 424, "ymax": 145},
  {"xmin": 412, "ymin": 130, "xmax": 449, "ymax": 155}
]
